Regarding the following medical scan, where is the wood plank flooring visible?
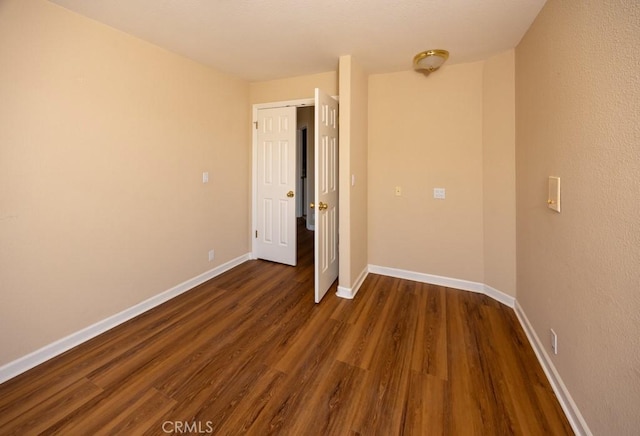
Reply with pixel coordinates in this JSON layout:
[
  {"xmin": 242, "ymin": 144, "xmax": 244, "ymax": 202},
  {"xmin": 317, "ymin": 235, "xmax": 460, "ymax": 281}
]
[{"xmin": 0, "ymin": 221, "xmax": 572, "ymax": 435}]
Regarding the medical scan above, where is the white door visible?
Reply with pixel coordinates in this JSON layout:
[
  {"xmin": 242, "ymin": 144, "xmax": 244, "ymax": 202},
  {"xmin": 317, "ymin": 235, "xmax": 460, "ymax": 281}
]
[
  {"xmin": 256, "ymin": 106, "xmax": 297, "ymax": 266},
  {"xmin": 314, "ymin": 88, "xmax": 339, "ymax": 302}
]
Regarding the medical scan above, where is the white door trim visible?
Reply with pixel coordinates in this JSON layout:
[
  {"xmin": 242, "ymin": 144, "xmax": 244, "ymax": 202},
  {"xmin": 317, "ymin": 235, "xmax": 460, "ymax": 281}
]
[{"xmin": 251, "ymin": 98, "xmax": 314, "ymax": 260}]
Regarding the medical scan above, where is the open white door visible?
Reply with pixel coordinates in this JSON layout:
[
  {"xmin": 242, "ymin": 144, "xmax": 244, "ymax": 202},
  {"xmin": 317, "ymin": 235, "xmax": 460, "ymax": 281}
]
[
  {"xmin": 314, "ymin": 88, "xmax": 339, "ymax": 302},
  {"xmin": 256, "ymin": 106, "xmax": 297, "ymax": 266}
]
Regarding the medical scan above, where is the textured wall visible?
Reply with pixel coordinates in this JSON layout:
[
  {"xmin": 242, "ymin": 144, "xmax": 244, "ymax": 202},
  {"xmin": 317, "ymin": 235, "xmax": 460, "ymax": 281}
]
[
  {"xmin": 0, "ymin": 0, "xmax": 250, "ymax": 365},
  {"xmin": 516, "ymin": 0, "xmax": 640, "ymax": 433},
  {"xmin": 482, "ymin": 50, "xmax": 516, "ymax": 296},
  {"xmin": 368, "ymin": 63, "xmax": 485, "ymax": 282},
  {"xmin": 249, "ymin": 71, "xmax": 337, "ymax": 104},
  {"xmin": 338, "ymin": 55, "xmax": 369, "ymax": 290}
]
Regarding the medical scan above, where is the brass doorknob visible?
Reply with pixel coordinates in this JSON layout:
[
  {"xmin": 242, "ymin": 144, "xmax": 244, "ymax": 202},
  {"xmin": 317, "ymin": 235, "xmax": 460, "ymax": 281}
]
[
  {"xmin": 310, "ymin": 202, "xmax": 315, "ymax": 209},
  {"xmin": 287, "ymin": 191, "xmax": 294, "ymax": 198},
  {"xmin": 318, "ymin": 202, "xmax": 328, "ymax": 211}
]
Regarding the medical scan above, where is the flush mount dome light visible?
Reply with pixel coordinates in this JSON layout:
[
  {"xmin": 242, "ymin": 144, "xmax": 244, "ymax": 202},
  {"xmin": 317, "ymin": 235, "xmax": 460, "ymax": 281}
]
[{"xmin": 413, "ymin": 49, "xmax": 449, "ymax": 75}]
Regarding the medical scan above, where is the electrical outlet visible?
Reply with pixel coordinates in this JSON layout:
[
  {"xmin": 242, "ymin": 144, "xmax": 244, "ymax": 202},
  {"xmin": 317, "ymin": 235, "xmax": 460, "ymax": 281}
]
[
  {"xmin": 208, "ymin": 249, "xmax": 215, "ymax": 262},
  {"xmin": 550, "ymin": 329, "xmax": 558, "ymax": 355},
  {"xmin": 433, "ymin": 188, "xmax": 446, "ymax": 199},
  {"xmin": 203, "ymin": 172, "xmax": 209, "ymax": 183}
]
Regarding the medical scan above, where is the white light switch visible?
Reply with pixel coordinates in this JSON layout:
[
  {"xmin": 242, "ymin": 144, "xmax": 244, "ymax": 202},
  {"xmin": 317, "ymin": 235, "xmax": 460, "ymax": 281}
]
[
  {"xmin": 203, "ymin": 172, "xmax": 209, "ymax": 183},
  {"xmin": 433, "ymin": 188, "xmax": 446, "ymax": 199},
  {"xmin": 352, "ymin": 174, "xmax": 356, "ymax": 186}
]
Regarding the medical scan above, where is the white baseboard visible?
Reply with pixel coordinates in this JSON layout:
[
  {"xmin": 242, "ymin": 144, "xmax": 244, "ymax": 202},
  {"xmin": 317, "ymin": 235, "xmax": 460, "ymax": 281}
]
[
  {"xmin": 483, "ymin": 283, "xmax": 516, "ymax": 308},
  {"xmin": 1, "ymin": 256, "xmax": 588, "ymax": 436},
  {"xmin": 366, "ymin": 264, "xmax": 586, "ymax": 433},
  {"xmin": 0, "ymin": 253, "xmax": 251, "ymax": 384},
  {"xmin": 368, "ymin": 264, "xmax": 515, "ymax": 308},
  {"xmin": 514, "ymin": 301, "xmax": 592, "ymax": 436},
  {"xmin": 369, "ymin": 264, "xmax": 483, "ymax": 292},
  {"xmin": 336, "ymin": 265, "xmax": 369, "ymax": 299}
]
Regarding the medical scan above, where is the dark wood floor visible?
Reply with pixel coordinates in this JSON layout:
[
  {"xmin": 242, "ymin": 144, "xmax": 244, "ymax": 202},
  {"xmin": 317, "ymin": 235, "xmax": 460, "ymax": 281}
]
[{"xmin": 0, "ymin": 220, "xmax": 572, "ymax": 435}]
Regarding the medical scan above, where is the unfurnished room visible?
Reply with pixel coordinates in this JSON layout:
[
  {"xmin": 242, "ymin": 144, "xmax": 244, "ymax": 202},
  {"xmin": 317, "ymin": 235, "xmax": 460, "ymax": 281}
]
[{"xmin": 0, "ymin": 0, "xmax": 638, "ymax": 434}]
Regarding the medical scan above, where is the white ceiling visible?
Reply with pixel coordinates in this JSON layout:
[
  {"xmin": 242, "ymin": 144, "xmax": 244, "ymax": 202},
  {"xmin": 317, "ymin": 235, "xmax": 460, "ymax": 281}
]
[{"xmin": 49, "ymin": 0, "xmax": 546, "ymax": 82}]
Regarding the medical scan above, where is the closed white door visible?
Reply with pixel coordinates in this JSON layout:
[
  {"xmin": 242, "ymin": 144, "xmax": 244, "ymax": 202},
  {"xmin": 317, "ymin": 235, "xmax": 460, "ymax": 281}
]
[
  {"xmin": 314, "ymin": 88, "xmax": 339, "ymax": 302},
  {"xmin": 256, "ymin": 106, "xmax": 297, "ymax": 266}
]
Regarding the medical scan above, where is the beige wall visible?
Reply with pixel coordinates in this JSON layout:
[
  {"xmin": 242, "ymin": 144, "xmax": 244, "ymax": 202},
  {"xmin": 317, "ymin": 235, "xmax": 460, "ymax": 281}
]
[
  {"xmin": 368, "ymin": 63, "xmax": 485, "ymax": 282},
  {"xmin": 0, "ymin": 0, "xmax": 250, "ymax": 366},
  {"xmin": 482, "ymin": 50, "xmax": 516, "ymax": 296},
  {"xmin": 516, "ymin": 1, "xmax": 640, "ymax": 434},
  {"xmin": 6, "ymin": 4, "xmax": 635, "ymax": 434},
  {"xmin": 338, "ymin": 55, "xmax": 368, "ymax": 290},
  {"xmin": 249, "ymin": 71, "xmax": 338, "ymax": 105}
]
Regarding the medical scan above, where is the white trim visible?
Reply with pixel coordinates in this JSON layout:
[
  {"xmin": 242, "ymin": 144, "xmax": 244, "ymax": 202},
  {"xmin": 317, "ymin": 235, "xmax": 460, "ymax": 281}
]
[
  {"xmin": 514, "ymin": 301, "xmax": 592, "ymax": 436},
  {"xmin": 0, "ymin": 253, "xmax": 251, "ymax": 384},
  {"xmin": 367, "ymin": 265, "xmax": 515, "ymax": 308},
  {"xmin": 336, "ymin": 265, "xmax": 369, "ymax": 299},
  {"xmin": 251, "ymin": 105, "xmax": 258, "ymax": 259},
  {"xmin": 253, "ymin": 98, "xmax": 315, "ymax": 111},
  {"xmin": 335, "ymin": 286, "xmax": 351, "ymax": 299},
  {"xmin": 483, "ymin": 284, "xmax": 515, "ymax": 308},
  {"xmin": 366, "ymin": 264, "xmax": 585, "ymax": 433},
  {"xmin": 368, "ymin": 264, "xmax": 485, "ymax": 293}
]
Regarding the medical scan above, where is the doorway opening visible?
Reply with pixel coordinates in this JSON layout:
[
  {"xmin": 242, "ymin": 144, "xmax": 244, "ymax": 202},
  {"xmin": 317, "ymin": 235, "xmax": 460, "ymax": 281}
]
[
  {"xmin": 296, "ymin": 127, "xmax": 307, "ymax": 222},
  {"xmin": 252, "ymin": 90, "xmax": 339, "ymax": 303},
  {"xmin": 295, "ymin": 113, "xmax": 313, "ymax": 270},
  {"xmin": 296, "ymin": 106, "xmax": 315, "ymax": 233}
]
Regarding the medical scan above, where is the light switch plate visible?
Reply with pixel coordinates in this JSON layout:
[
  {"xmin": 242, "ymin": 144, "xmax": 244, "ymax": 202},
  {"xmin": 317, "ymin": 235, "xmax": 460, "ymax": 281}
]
[
  {"xmin": 433, "ymin": 188, "xmax": 446, "ymax": 199},
  {"xmin": 548, "ymin": 176, "xmax": 560, "ymax": 212}
]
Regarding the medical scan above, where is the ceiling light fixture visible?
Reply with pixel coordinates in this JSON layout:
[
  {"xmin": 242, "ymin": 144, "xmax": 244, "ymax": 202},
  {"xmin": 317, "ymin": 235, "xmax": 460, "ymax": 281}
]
[{"xmin": 413, "ymin": 49, "xmax": 449, "ymax": 75}]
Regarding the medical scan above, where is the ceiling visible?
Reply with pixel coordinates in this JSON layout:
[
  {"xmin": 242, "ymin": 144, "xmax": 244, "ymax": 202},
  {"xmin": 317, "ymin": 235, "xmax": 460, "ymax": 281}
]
[{"xmin": 49, "ymin": 0, "xmax": 547, "ymax": 82}]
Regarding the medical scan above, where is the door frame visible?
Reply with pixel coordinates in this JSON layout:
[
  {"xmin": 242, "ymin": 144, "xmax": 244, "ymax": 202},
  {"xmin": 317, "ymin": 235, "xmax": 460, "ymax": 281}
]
[{"xmin": 251, "ymin": 98, "xmax": 314, "ymax": 261}]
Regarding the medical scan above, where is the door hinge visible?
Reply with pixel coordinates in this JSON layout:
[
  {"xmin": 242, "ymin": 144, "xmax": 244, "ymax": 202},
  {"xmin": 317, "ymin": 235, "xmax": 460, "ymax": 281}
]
[
  {"xmin": 253, "ymin": 121, "xmax": 258, "ymax": 129},
  {"xmin": 255, "ymin": 230, "xmax": 258, "ymax": 238}
]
